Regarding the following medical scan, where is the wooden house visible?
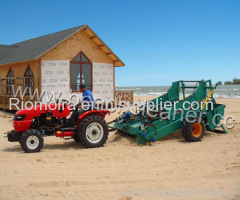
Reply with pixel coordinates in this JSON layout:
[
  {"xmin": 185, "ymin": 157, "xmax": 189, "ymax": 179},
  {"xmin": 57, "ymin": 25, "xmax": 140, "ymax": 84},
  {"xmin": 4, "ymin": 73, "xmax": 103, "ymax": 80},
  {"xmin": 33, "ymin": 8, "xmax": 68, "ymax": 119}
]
[{"xmin": 0, "ymin": 25, "xmax": 125, "ymax": 110}]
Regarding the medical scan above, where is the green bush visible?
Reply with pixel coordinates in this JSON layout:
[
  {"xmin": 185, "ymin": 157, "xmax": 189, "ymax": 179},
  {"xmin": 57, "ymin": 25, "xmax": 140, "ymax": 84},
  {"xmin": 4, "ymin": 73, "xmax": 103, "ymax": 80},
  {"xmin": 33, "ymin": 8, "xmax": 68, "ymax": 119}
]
[
  {"xmin": 224, "ymin": 78, "xmax": 240, "ymax": 85},
  {"xmin": 233, "ymin": 78, "xmax": 240, "ymax": 85},
  {"xmin": 224, "ymin": 81, "xmax": 233, "ymax": 85}
]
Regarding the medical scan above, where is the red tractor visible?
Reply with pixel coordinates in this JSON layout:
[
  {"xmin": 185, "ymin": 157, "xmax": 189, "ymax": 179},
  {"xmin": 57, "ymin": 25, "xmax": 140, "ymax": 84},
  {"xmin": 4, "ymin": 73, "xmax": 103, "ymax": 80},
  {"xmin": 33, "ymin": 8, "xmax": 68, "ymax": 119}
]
[{"xmin": 7, "ymin": 101, "xmax": 110, "ymax": 153}]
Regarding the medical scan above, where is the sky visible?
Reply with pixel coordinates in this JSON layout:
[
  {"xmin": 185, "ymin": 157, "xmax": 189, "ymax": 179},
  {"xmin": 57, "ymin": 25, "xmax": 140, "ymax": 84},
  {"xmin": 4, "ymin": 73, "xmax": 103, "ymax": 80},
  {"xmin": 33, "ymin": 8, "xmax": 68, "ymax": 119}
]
[{"xmin": 0, "ymin": 0, "xmax": 239, "ymax": 86}]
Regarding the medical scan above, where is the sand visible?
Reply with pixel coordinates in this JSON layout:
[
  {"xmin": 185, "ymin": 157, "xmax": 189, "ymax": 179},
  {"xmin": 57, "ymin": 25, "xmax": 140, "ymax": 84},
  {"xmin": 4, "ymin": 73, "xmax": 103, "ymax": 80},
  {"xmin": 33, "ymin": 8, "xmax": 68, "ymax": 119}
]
[{"xmin": 0, "ymin": 97, "xmax": 239, "ymax": 200}]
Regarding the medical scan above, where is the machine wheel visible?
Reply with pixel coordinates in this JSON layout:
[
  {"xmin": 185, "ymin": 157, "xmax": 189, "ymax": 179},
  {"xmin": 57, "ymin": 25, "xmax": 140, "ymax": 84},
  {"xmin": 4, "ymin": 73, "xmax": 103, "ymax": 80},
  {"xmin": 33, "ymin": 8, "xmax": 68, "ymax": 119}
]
[
  {"xmin": 182, "ymin": 118, "xmax": 205, "ymax": 142},
  {"xmin": 72, "ymin": 133, "xmax": 80, "ymax": 142},
  {"xmin": 20, "ymin": 129, "xmax": 44, "ymax": 153},
  {"xmin": 78, "ymin": 115, "xmax": 108, "ymax": 148}
]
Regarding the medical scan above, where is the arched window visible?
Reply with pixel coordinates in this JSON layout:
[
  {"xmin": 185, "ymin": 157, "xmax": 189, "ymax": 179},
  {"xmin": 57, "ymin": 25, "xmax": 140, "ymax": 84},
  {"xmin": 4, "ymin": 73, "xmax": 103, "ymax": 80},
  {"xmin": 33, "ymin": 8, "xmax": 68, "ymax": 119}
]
[
  {"xmin": 6, "ymin": 68, "xmax": 14, "ymax": 95},
  {"xmin": 70, "ymin": 52, "xmax": 92, "ymax": 91},
  {"xmin": 24, "ymin": 66, "xmax": 34, "ymax": 94}
]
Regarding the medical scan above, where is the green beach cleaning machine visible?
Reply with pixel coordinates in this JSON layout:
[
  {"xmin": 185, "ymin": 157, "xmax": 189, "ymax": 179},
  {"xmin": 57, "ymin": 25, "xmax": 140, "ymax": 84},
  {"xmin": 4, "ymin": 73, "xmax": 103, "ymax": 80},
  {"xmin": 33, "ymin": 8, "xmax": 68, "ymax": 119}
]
[{"xmin": 109, "ymin": 80, "xmax": 227, "ymax": 144}]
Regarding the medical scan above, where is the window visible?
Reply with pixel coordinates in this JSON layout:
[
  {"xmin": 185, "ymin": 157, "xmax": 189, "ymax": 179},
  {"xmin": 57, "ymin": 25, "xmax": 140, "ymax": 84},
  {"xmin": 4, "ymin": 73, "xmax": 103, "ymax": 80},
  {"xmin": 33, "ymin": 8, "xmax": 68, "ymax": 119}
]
[
  {"xmin": 6, "ymin": 68, "xmax": 14, "ymax": 95},
  {"xmin": 70, "ymin": 52, "xmax": 92, "ymax": 91},
  {"xmin": 24, "ymin": 66, "xmax": 34, "ymax": 94}
]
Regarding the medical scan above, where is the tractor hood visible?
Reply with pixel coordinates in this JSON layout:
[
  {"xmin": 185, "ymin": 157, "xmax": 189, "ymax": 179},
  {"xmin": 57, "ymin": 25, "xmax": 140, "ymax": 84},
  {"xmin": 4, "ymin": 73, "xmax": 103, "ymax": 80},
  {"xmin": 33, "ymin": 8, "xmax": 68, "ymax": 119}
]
[
  {"xmin": 16, "ymin": 104, "xmax": 49, "ymax": 116},
  {"xmin": 15, "ymin": 103, "xmax": 71, "ymax": 118}
]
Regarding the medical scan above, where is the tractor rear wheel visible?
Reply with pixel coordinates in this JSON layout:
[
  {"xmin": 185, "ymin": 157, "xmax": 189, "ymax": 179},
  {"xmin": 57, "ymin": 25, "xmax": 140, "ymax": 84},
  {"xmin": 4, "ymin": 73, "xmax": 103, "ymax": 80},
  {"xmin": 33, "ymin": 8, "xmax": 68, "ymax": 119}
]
[
  {"xmin": 78, "ymin": 115, "xmax": 108, "ymax": 148},
  {"xmin": 20, "ymin": 129, "xmax": 44, "ymax": 153},
  {"xmin": 182, "ymin": 118, "xmax": 205, "ymax": 142},
  {"xmin": 72, "ymin": 133, "xmax": 80, "ymax": 142}
]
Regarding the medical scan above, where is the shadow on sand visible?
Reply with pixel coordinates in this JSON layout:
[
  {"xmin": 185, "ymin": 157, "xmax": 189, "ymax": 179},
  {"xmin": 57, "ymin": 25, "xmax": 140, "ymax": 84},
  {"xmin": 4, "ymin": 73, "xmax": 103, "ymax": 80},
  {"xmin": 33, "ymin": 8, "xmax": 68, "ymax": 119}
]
[
  {"xmin": 3, "ymin": 140, "xmax": 85, "ymax": 153},
  {"xmin": 3, "ymin": 129, "xmax": 224, "ymax": 153},
  {"xmin": 109, "ymin": 130, "xmax": 138, "ymax": 144},
  {"xmin": 110, "ymin": 129, "xmax": 220, "ymax": 146}
]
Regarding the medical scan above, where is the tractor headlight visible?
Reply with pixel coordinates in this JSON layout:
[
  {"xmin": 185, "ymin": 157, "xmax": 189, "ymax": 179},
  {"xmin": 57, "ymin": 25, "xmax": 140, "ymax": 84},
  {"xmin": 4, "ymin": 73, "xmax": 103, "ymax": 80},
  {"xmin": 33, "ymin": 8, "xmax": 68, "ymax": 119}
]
[{"xmin": 13, "ymin": 114, "xmax": 26, "ymax": 121}]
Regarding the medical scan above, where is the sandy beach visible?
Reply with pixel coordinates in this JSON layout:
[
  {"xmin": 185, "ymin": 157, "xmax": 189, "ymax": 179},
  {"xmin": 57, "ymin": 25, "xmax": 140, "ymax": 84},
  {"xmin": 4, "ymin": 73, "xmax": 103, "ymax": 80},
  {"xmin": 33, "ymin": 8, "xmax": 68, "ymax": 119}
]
[{"xmin": 0, "ymin": 97, "xmax": 239, "ymax": 200}]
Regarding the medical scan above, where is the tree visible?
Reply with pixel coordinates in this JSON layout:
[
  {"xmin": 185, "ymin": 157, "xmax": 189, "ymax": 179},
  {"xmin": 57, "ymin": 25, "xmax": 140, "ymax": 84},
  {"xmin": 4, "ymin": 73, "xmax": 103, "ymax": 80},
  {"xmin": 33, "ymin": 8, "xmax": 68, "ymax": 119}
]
[
  {"xmin": 232, "ymin": 78, "xmax": 240, "ymax": 85},
  {"xmin": 224, "ymin": 81, "xmax": 233, "ymax": 85},
  {"xmin": 216, "ymin": 81, "xmax": 222, "ymax": 85}
]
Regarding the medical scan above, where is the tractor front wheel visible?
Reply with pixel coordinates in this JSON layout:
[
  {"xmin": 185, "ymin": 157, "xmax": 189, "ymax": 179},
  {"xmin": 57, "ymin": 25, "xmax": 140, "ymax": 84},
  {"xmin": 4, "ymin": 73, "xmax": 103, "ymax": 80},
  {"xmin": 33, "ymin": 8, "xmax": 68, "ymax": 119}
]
[
  {"xmin": 182, "ymin": 118, "xmax": 205, "ymax": 142},
  {"xmin": 20, "ymin": 129, "xmax": 44, "ymax": 153},
  {"xmin": 78, "ymin": 115, "xmax": 108, "ymax": 148}
]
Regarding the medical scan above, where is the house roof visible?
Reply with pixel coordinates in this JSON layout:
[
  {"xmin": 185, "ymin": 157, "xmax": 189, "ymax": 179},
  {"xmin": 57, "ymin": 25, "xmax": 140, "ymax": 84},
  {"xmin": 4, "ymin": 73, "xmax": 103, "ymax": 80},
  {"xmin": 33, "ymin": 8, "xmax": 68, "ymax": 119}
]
[
  {"xmin": 0, "ymin": 25, "xmax": 84, "ymax": 65},
  {"xmin": 0, "ymin": 45, "xmax": 18, "ymax": 60},
  {"xmin": 0, "ymin": 25, "xmax": 124, "ymax": 67}
]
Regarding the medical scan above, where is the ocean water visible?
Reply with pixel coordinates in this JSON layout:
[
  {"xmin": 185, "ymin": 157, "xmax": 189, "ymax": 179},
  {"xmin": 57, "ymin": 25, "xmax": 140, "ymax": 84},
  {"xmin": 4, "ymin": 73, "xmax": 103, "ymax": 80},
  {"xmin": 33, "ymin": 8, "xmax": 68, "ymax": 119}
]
[{"xmin": 116, "ymin": 85, "xmax": 240, "ymax": 98}]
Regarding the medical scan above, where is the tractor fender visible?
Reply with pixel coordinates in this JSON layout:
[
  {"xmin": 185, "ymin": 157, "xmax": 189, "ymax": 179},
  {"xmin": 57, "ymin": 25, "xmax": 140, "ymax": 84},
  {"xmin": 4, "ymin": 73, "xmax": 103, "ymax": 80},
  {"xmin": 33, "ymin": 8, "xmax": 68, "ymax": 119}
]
[{"xmin": 76, "ymin": 110, "xmax": 110, "ymax": 128}]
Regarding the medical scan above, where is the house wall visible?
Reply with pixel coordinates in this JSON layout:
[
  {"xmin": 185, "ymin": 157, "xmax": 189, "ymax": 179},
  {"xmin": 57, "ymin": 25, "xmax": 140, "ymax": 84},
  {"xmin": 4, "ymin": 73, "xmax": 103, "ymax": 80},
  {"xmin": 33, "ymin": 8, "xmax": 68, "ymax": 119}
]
[
  {"xmin": 0, "ymin": 60, "xmax": 40, "ymax": 109},
  {"xmin": 41, "ymin": 60, "xmax": 114, "ymax": 103},
  {"xmin": 41, "ymin": 30, "xmax": 113, "ymax": 64},
  {"xmin": 92, "ymin": 63, "xmax": 114, "ymax": 100},
  {"xmin": 40, "ymin": 30, "xmax": 115, "ymax": 103},
  {"xmin": 0, "ymin": 60, "xmax": 41, "ymax": 92},
  {"xmin": 41, "ymin": 60, "xmax": 70, "ymax": 103},
  {"xmin": 0, "ymin": 60, "xmax": 40, "ymax": 79}
]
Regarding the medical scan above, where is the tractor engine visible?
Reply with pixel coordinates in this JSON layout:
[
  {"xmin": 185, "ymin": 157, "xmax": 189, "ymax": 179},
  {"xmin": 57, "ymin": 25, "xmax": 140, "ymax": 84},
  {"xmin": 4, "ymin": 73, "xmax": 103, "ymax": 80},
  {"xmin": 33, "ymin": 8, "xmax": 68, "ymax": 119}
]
[{"xmin": 45, "ymin": 111, "xmax": 54, "ymax": 127}]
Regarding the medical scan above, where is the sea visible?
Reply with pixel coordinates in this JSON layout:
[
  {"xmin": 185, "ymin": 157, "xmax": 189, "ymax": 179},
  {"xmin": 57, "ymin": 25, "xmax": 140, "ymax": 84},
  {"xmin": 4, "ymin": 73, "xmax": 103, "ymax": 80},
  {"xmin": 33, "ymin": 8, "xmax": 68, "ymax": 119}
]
[{"xmin": 116, "ymin": 85, "xmax": 240, "ymax": 98}]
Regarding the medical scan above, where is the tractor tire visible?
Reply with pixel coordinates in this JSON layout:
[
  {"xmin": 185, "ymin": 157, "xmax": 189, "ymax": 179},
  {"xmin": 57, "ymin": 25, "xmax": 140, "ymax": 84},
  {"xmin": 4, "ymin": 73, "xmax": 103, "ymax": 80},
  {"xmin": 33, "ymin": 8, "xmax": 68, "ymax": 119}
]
[
  {"xmin": 20, "ymin": 129, "xmax": 44, "ymax": 153},
  {"xmin": 72, "ymin": 133, "xmax": 80, "ymax": 142},
  {"xmin": 182, "ymin": 118, "xmax": 206, "ymax": 142},
  {"xmin": 78, "ymin": 115, "xmax": 108, "ymax": 148}
]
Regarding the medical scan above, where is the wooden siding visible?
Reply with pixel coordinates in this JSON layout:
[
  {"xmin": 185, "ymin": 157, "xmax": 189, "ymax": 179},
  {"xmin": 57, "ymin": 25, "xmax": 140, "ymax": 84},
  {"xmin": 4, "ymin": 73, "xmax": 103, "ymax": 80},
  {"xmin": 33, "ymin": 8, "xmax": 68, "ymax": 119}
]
[
  {"xmin": 41, "ymin": 30, "xmax": 113, "ymax": 64},
  {"xmin": 0, "ymin": 60, "xmax": 40, "ymax": 82},
  {"xmin": 0, "ymin": 60, "xmax": 40, "ymax": 110}
]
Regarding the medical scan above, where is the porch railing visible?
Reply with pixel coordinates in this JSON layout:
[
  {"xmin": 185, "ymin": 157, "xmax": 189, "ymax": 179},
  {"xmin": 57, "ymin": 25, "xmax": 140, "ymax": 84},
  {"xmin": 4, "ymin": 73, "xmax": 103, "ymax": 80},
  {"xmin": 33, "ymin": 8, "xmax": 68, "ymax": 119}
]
[{"xmin": 114, "ymin": 90, "xmax": 134, "ymax": 105}]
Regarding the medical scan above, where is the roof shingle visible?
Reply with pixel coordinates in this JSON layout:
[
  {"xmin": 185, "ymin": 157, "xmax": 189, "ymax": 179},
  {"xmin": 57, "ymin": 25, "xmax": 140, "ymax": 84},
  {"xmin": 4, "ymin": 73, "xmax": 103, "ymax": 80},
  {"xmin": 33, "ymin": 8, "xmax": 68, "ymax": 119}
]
[{"xmin": 0, "ymin": 25, "xmax": 85, "ymax": 65}]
